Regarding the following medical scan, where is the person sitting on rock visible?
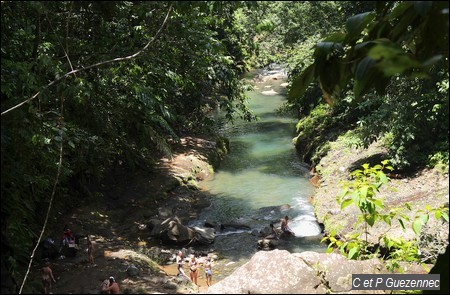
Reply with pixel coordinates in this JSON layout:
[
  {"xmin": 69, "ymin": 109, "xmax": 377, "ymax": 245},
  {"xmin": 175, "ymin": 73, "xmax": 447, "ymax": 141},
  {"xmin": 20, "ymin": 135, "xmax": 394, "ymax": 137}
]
[
  {"xmin": 100, "ymin": 278, "xmax": 110, "ymax": 294},
  {"xmin": 265, "ymin": 223, "xmax": 279, "ymax": 240},
  {"xmin": 280, "ymin": 216, "xmax": 295, "ymax": 236},
  {"xmin": 104, "ymin": 276, "xmax": 120, "ymax": 294}
]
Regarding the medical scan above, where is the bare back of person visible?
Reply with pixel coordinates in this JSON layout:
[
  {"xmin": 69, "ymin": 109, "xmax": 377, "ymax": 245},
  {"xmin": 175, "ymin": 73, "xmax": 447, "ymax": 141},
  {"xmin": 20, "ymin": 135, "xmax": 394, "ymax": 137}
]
[
  {"xmin": 41, "ymin": 264, "xmax": 55, "ymax": 294},
  {"xmin": 107, "ymin": 282, "xmax": 120, "ymax": 294}
]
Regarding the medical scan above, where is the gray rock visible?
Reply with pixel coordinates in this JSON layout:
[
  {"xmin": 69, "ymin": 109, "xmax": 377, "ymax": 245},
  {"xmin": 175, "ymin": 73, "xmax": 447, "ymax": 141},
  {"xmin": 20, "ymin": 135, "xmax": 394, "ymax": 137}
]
[
  {"xmin": 126, "ymin": 264, "xmax": 140, "ymax": 277},
  {"xmin": 207, "ymin": 249, "xmax": 390, "ymax": 294}
]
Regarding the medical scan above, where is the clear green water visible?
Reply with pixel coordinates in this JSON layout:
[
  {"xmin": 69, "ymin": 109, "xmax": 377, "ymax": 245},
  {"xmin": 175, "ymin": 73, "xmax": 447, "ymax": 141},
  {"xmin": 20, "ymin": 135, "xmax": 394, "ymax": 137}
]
[{"xmin": 196, "ymin": 69, "xmax": 326, "ymax": 255}]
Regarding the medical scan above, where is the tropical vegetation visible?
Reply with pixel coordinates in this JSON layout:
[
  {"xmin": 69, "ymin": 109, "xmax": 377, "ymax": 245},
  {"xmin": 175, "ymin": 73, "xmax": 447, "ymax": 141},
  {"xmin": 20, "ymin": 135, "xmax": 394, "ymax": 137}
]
[{"xmin": 1, "ymin": 1, "xmax": 448, "ymax": 293}]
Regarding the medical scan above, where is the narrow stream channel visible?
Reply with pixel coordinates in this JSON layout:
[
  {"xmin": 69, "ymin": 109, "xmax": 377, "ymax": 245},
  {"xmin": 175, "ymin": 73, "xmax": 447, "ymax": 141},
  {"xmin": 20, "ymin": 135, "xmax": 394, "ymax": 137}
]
[{"xmin": 189, "ymin": 66, "xmax": 327, "ymax": 279}]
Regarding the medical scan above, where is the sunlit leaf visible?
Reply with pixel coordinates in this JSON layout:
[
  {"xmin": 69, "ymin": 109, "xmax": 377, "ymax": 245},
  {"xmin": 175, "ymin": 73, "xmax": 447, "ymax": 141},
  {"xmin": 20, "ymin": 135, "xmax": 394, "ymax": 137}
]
[{"xmin": 412, "ymin": 219, "xmax": 422, "ymax": 235}]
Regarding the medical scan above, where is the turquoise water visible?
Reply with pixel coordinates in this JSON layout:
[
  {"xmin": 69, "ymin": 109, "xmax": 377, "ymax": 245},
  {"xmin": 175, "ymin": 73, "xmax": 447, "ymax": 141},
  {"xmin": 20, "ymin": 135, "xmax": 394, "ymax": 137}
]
[{"xmin": 196, "ymin": 69, "xmax": 326, "ymax": 255}]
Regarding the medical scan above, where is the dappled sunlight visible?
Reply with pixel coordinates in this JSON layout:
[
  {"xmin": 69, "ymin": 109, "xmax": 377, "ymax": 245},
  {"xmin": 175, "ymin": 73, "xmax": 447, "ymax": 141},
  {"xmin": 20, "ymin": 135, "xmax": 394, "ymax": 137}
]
[
  {"xmin": 103, "ymin": 249, "xmax": 152, "ymax": 264},
  {"xmin": 90, "ymin": 211, "xmax": 109, "ymax": 218}
]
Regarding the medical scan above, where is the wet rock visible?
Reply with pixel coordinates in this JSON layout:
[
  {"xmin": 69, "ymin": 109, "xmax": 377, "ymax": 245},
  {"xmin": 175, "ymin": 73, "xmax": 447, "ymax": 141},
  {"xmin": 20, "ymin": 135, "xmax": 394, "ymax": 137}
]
[
  {"xmin": 219, "ymin": 223, "xmax": 251, "ymax": 232},
  {"xmin": 204, "ymin": 219, "xmax": 217, "ymax": 228},
  {"xmin": 126, "ymin": 264, "xmax": 139, "ymax": 277},
  {"xmin": 257, "ymin": 238, "xmax": 279, "ymax": 250}
]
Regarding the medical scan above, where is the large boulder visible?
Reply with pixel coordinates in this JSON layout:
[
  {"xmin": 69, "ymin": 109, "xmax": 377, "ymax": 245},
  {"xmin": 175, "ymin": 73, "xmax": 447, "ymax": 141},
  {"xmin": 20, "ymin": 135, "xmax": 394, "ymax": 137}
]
[
  {"xmin": 149, "ymin": 216, "xmax": 215, "ymax": 245},
  {"xmin": 191, "ymin": 227, "xmax": 215, "ymax": 244},
  {"xmin": 207, "ymin": 249, "xmax": 324, "ymax": 294},
  {"xmin": 162, "ymin": 216, "xmax": 195, "ymax": 244},
  {"xmin": 207, "ymin": 249, "xmax": 390, "ymax": 294}
]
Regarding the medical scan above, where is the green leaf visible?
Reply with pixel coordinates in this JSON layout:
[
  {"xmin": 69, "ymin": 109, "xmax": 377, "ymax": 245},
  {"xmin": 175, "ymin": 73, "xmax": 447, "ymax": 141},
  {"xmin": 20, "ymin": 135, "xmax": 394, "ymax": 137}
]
[
  {"xmin": 348, "ymin": 246, "xmax": 359, "ymax": 259},
  {"xmin": 288, "ymin": 64, "xmax": 315, "ymax": 101},
  {"xmin": 405, "ymin": 203, "xmax": 411, "ymax": 210},
  {"xmin": 341, "ymin": 198, "xmax": 353, "ymax": 210},
  {"xmin": 412, "ymin": 218, "xmax": 422, "ymax": 235},
  {"xmin": 366, "ymin": 214, "xmax": 376, "ymax": 227},
  {"xmin": 398, "ymin": 218, "xmax": 406, "ymax": 230},
  {"xmin": 388, "ymin": 2, "xmax": 413, "ymax": 20},
  {"xmin": 434, "ymin": 210, "xmax": 441, "ymax": 220},
  {"xmin": 373, "ymin": 199, "xmax": 383, "ymax": 209},
  {"xmin": 346, "ymin": 12, "xmax": 376, "ymax": 42},
  {"xmin": 419, "ymin": 214, "xmax": 429, "ymax": 225},
  {"xmin": 354, "ymin": 61, "xmax": 376, "ymax": 100},
  {"xmin": 390, "ymin": 5, "xmax": 418, "ymax": 41},
  {"xmin": 360, "ymin": 185, "xmax": 368, "ymax": 200},
  {"xmin": 314, "ymin": 42, "xmax": 343, "ymax": 56},
  {"xmin": 323, "ymin": 31, "xmax": 347, "ymax": 43},
  {"xmin": 379, "ymin": 172, "xmax": 388, "ymax": 184}
]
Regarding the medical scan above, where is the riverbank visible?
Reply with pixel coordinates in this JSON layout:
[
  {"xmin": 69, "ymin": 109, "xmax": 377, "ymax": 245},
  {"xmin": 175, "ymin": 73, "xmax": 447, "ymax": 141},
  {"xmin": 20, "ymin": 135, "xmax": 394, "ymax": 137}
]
[
  {"xmin": 311, "ymin": 133, "xmax": 449, "ymax": 255},
  {"xmin": 30, "ymin": 132, "xmax": 448, "ymax": 294},
  {"xmin": 28, "ymin": 135, "xmax": 229, "ymax": 294}
]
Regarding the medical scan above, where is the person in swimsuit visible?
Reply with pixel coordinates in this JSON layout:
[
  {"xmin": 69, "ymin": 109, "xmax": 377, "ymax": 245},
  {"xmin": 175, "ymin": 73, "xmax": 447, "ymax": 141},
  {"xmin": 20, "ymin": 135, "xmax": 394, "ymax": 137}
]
[
  {"xmin": 176, "ymin": 251, "xmax": 189, "ymax": 280},
  {"xmin": 204, "ymin": 257, "xmax": 213, "ymax": 287},
  {"xmin": 189, "ymin": 255, "xmax": 198, "ymax": 285},
  {"xmin": 41, "ymin": 261, "xmax": 56, "ymax": 294}
]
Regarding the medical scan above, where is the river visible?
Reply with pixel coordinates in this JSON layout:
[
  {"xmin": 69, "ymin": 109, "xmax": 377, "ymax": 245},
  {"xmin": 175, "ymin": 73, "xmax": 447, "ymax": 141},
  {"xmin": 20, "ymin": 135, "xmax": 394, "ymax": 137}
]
[{"xmin": 188, "ymin": 66, "xmax": 327, "ymax": 280}]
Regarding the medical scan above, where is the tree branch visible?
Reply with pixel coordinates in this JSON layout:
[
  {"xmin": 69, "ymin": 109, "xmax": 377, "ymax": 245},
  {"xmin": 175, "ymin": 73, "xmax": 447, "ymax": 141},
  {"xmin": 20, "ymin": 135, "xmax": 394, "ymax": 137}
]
[{"xmin": 2, "ymin": 3, "xmax": 173, "ymax": 116}]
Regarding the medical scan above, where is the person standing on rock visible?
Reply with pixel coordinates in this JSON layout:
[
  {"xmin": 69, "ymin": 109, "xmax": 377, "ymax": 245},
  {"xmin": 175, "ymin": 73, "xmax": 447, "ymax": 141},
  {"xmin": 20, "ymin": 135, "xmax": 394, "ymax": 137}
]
[
  {"xmin": 204, "ymin": 257, "xmax": 213, "ymax": 287},
  {"xmin": 176, "ymin": 251, "xmax": 190, "ymax": 280},
  {"xmin": 189, "ymin": 255, "xmax": 199, "ymax": 285}
]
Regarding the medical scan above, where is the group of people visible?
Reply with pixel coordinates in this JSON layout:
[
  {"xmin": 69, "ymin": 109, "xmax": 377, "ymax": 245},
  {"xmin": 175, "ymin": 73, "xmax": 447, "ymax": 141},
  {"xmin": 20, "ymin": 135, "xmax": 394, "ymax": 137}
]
[
  {"xmin": 40, "ymin": 231, "xmax": 99, "ymax": 294},
  {"xmin": 265, "ymin": 215, "xmax": 295, "ymax": 239},
  {"xmin": 176, "ymin": 251, "xmax": 213, "ymax": 287}
]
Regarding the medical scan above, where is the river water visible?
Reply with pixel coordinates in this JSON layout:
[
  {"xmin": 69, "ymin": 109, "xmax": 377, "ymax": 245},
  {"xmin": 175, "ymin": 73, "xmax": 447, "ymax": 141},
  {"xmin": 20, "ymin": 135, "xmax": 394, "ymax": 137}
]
[{"xmin": 189, "ymin": 67, "xmax": 327, "ymax": 277}]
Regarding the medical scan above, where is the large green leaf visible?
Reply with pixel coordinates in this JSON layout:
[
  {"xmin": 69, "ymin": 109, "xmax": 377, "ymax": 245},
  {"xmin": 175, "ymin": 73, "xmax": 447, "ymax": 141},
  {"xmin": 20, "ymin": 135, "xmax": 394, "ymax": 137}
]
[
  {"xmin": 345, "ymin": 12, "xmax": 375, "ymax": 42},
  {"xmin": 353, "ymin": 57, "xmax": 377, "ymax": 99},
  {"xmin": 369, "ymin": 44, "xmax": 421, "ymax": 76},
  {"xmin": 288, "ymin": 64, "xmax": 315, "ymax": 102},
  {"xmin": 314, "ymin": 42, "xmax": 343, "ymax": 57}
]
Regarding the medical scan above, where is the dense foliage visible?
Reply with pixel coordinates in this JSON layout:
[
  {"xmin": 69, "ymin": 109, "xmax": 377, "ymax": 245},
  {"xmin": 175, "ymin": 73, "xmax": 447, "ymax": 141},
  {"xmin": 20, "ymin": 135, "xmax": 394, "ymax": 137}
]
[
  {"xmin": 287, "ymin": 1, "xmax": 449, "ymax": 170},
  {"xmin": 1, "ymin": 1, "xmax": 255, "ymax": 291},
  {"xmin": 1, "ymin": 1, "xmax": 448, "ymax": 292}
]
